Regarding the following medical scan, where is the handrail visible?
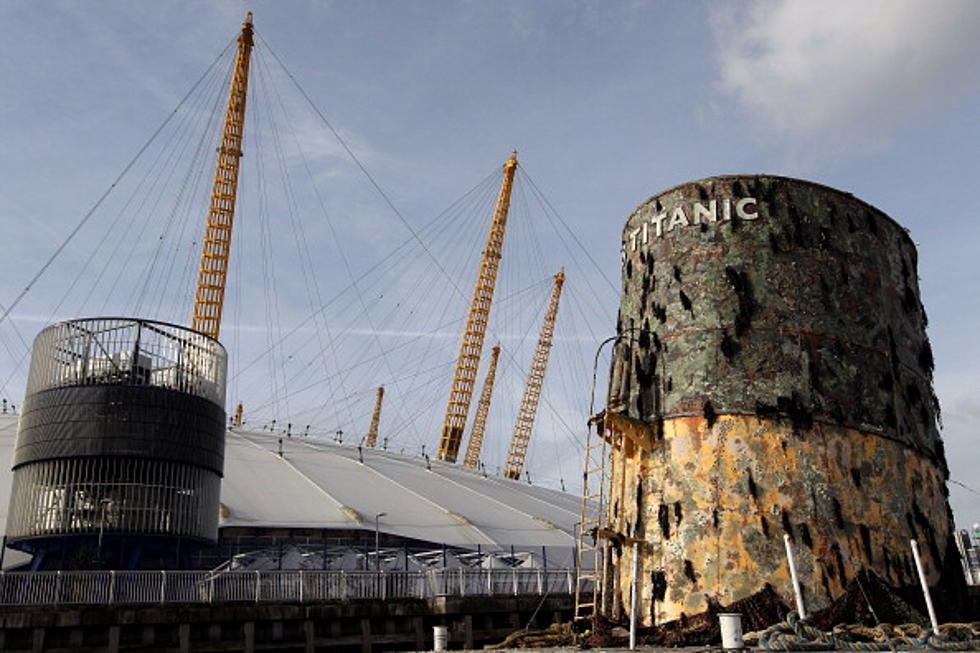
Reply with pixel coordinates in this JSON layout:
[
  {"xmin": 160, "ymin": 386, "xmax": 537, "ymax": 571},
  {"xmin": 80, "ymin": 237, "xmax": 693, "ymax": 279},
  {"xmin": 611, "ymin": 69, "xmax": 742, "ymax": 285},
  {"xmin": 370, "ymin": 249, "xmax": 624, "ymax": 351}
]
[{"xmin": 0, "ymin": 568, "xmax": 584, "ymax": 607}]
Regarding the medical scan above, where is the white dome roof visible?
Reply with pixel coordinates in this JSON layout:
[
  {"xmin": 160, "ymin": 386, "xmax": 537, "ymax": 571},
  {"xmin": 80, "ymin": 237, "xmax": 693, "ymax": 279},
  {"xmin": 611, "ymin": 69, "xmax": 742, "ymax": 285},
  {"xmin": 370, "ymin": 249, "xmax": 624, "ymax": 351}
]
[
  {"xmin": 221, "ymin": 428, "xmax": 581, "ymax": 549},
  {"xmin": 0, "ymin": 415, "xmax": 582, "ymax": 560}
]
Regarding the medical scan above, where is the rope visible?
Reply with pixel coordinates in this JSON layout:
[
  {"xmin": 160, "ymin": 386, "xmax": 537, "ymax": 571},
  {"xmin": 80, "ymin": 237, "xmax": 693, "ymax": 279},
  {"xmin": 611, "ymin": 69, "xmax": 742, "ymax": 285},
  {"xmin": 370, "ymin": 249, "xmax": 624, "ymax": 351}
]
[
  {"xmin": 0, "ymin": 36, "xmax": 237, "ymax": 333},
  {"xmin": 757, "ymin": 611, "xmax": 980, "ymax": 651},
  {"xmin": 257, "ymin": 34, "xmax": 470, "ymax": 306}
]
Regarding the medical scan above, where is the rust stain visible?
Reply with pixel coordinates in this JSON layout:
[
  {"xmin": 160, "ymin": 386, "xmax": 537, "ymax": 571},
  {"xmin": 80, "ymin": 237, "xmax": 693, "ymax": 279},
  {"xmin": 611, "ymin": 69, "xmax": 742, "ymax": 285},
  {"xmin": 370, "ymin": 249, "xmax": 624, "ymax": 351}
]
[
  {"xmin": 604, "ymin": 176, "xmax": 952, "ymax": 627},
  {"xmin": 602, "ymin": 414, "xmax": 950, "ymax": 626}
]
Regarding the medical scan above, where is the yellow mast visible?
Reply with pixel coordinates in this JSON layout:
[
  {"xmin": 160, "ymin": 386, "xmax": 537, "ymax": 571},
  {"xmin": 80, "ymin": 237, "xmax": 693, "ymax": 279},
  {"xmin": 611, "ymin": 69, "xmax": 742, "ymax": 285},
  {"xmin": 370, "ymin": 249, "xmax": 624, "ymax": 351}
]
[
  {"xmin": 437, "ymin": 152, "xmax": 518, "ymax": 462},
  {"xmin": 503, "ymin": 270, "xmax": 565, "ymax": 480},
  {"xmin": 365, "ymin": 386, "xmax": 384, "ymax": 448},
  {"xmin": 462, "ymin": 344, "xmax": 500, "ymax": 469},
  {"xmin": 191, "ymin": 12, "xmax": 254, "ymax": 340}
]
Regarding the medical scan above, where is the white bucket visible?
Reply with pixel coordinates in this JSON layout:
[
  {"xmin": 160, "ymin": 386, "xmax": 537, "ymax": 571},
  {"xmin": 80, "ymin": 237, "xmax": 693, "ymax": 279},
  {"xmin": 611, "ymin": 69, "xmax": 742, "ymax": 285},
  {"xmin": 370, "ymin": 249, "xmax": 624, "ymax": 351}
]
[
  {"xmin": 433, "ymin": 625, "xmax": 448, "ymax": 651},
  {"xmin": 719, "ymin": 613, "xmax": 744, "ymax": 649}
]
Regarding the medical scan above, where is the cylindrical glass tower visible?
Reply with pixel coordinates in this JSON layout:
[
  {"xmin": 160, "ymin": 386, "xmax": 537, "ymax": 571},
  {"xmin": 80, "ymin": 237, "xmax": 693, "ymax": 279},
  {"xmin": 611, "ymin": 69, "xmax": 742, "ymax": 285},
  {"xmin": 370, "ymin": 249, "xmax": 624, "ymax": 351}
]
[{"xmin": 6, "ymin": 318, "xmax": 226, "ymax": 568}]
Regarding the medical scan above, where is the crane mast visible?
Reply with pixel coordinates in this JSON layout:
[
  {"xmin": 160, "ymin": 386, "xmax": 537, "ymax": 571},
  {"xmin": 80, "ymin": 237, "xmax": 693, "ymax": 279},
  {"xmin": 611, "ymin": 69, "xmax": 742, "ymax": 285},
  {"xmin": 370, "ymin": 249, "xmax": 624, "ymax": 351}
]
[
  {"xmin": 365, "ymin": 386, "xmax": 385, "ymax": 448},
  {"xmin": 462, "ymin": 344, "xmax": 501, "ymax": 469},
  {"xmin": 191, "ymin": 12, "xmax": 254, "ymax": 340},
  {"xmin": 503, "ymin": 270, "xmax": 565, "ymax": 480},
  {"xmin": 436, "ymin": 152, "xmax": 518, "ymax": 463}
]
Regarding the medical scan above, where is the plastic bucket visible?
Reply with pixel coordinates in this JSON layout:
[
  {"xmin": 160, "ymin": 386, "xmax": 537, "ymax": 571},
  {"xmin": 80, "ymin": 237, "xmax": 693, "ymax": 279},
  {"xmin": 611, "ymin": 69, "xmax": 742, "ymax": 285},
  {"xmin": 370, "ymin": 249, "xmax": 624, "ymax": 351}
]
[{"xmin": 719, "ymin": 613, "xmax": 743, "ymax": 649}]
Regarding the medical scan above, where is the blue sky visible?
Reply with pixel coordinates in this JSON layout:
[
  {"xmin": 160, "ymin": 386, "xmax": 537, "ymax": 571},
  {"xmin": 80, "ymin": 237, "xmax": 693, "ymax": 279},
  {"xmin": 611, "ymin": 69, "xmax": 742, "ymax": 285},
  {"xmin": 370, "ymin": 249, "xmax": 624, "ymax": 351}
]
[{"xmin": 0, "ymin": 1, "xmax": 978, "ymax": 526}]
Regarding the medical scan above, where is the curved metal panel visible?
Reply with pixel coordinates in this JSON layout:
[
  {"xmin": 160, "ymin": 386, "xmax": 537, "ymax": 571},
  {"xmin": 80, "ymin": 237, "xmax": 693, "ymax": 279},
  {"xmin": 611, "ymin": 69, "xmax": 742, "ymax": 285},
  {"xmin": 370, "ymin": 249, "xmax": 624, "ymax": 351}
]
[
  {"xmin": 25, "ymin": 317, "xmax": 226, "ymax": 406},
  {"xmin": 613, "ymin": 176, "xmax": 939, "ymax": 458},
  {"xmin": 6, "ymin": 457, "xmax": 220, "ymax": 540},
  {"xmin": 14, "ymin": 385, "xmax": 225, "ymax": 474},
  {"xmin": 607, "ymin": 176, "xmax": 952, "ymax": 625}
]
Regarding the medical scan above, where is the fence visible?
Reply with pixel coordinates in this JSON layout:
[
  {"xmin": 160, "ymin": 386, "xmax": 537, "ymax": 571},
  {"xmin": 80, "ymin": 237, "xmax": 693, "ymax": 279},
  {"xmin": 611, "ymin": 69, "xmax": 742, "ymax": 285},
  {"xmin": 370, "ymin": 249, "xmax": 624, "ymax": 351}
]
[{"xmin": 0, "ymin": 568, "xmax": 581, "ymax": 607}]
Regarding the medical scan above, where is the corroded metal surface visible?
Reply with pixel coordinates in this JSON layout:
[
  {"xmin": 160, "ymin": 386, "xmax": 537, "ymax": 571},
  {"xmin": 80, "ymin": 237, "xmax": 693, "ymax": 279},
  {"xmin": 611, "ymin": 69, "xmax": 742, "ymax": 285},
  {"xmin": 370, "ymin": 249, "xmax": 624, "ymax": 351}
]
[{"xmin": 606, "ymin": 175, "xmax": 952, "ymax": 625}]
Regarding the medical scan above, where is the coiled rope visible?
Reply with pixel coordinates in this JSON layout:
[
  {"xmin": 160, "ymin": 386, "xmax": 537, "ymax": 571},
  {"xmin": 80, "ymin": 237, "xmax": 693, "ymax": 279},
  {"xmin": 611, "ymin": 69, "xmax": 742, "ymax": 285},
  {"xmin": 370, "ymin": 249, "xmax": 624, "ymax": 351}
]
[{"xmin": 758, "ymin": 611, "xmax": 980, "ymax": 651}]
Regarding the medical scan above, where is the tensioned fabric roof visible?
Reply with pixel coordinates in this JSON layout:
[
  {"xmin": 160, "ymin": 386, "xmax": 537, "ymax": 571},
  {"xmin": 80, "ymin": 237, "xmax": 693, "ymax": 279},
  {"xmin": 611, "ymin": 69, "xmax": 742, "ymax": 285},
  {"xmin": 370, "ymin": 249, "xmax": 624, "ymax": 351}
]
[
  {"xmin": 0, "ymin": 415, "xmax": 582, "ymax": 555},
  {"xmin": 221, "ymin": 428, "xmax": 581, "ymax": 549},
  {"xmin": 0, "ymin": 414, "xmax": 29, "ymax": 567},
  {"xmin": 0, "ymin": 414, "xmax": 19, "ymax": 534}
]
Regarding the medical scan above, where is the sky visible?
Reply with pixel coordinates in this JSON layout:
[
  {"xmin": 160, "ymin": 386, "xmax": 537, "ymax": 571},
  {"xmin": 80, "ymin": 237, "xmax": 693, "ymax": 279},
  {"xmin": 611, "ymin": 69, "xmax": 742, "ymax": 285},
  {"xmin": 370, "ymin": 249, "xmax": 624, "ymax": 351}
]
[{"xmin": 0, "ymin": 1, "xmax": 978, "ymax": 528}]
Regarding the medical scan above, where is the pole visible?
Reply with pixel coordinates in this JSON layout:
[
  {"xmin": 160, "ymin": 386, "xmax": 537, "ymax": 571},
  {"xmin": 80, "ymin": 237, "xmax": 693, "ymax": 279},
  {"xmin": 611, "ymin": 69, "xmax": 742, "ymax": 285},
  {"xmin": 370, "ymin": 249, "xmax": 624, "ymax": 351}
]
[
  {"xmin": 437, "ymin": 153, "xmax": 518, "ymax": 463},
  {"xmin": 98, "ymin": 498, "xmax": 111, "ymax": 561},
  {"xmin": 375, "ymin": 512, "xmax": 387, "ymax": 572},
  {"xmin": 783, "ymin": 534, "xmax": 806, "ymax": 618},
  {"xmin": 911, "ymin": 539, "xmax": 940, "ymax": 636},
  {"xmin": 99, "ymin": 502, "xmax": 105, "ymax": 549},
  {"xmin": 191, "ymin": 12, "xmax": 254, "ymax": 339},
  {"xmin": 630, "ymin": 541, "xmax": 639, "ymax": 650}
]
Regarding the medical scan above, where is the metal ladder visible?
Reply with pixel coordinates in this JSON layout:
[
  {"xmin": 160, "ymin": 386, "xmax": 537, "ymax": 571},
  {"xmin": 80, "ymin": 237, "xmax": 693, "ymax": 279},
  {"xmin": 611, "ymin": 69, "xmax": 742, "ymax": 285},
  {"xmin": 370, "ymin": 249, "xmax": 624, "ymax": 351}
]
[{"xmin": 574, "ymin": 411, "xmax": 608, "ymax": 620}]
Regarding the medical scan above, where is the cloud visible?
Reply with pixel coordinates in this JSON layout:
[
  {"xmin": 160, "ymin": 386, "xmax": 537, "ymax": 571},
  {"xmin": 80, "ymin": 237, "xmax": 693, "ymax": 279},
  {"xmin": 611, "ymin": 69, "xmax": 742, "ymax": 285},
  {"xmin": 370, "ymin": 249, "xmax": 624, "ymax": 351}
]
[{"xmin": 711, "ymin": 0, "xmax": 980, "ymax": 150}]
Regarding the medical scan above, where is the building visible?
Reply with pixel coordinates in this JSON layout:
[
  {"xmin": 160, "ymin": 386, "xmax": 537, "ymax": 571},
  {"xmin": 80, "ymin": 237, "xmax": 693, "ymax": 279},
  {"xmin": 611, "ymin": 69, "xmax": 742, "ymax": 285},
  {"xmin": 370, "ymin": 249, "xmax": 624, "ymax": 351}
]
[{"xmin": 0, "ymin": 412, "xmax": 581, "ymax": 571}]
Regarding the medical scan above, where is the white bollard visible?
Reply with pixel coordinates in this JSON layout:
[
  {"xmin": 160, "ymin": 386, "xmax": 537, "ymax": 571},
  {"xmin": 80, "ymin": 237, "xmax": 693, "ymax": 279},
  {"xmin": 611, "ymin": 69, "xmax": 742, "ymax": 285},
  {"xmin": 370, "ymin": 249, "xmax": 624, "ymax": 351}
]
[
  {"xmin": 433, "ymin": 625, "xmax": 448, "ymax": 651},
  {"xmin": 719, "ymin": 613, "xmax": 744, "ymax": 649}
]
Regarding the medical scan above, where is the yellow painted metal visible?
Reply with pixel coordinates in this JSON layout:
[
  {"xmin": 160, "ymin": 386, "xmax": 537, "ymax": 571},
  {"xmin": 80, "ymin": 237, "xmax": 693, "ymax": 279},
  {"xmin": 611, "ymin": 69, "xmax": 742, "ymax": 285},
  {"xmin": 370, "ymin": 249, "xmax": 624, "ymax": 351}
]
[
  {"xmin": 191, "ymin": 12, "xmax": 254, "ymax": 340},
  {"xmin": 365, "ymin": 386, "xmax": 385, "ymax": 448},
  {"xmin": 462, "ymin": 344, "xmax": 500, "ymax": 469},
  {"xmin": 603, "ymin": 413, "xmax": 952, "ymax": 626},
  {"xmin": 436, "ymin": 152, "xmax": 518, "ymax": 463},
  {"xmin": 503, "ymin": 270, "xmax": 565, "ymax": 480}
]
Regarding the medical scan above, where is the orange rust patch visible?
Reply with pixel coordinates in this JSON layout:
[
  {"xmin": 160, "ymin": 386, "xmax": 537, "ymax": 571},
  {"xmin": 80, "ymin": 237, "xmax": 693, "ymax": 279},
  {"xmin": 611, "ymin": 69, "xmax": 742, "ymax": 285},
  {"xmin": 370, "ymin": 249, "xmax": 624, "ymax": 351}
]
[{"xmin": 601, "ymin": 414, "xmax": 950, "ymax": 627}]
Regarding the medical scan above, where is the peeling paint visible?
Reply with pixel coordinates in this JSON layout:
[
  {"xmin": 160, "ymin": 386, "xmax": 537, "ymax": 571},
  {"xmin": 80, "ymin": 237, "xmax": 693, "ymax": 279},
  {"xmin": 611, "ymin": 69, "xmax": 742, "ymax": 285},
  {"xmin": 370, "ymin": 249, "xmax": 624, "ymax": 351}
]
[
  {"xmin": 603, "ymin": 415, "xmax": 951, "ymax": 625},
  {"xmin": 603, "ymin": 176, "xmax": 952, "ymax": 626}
]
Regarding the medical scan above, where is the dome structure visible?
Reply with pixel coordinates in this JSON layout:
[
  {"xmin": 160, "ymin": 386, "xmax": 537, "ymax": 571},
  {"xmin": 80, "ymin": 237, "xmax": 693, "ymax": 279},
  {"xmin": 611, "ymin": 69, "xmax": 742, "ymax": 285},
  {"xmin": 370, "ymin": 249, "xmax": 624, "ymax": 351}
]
[
  {"xmin": 0, "ymin": 414, "xmax": 582, "ymax": 569},
  {"xmin": 221, "ymin": 428, "xmax": 580, "ymax": 549}
]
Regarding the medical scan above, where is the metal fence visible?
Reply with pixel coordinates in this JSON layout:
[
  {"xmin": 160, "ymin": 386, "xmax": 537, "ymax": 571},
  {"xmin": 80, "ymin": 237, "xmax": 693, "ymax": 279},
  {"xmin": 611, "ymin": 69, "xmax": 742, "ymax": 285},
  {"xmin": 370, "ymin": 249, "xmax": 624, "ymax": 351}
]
[{"xmin": 0, "ymin": 568, "xmax": 581, "ymax": 607}]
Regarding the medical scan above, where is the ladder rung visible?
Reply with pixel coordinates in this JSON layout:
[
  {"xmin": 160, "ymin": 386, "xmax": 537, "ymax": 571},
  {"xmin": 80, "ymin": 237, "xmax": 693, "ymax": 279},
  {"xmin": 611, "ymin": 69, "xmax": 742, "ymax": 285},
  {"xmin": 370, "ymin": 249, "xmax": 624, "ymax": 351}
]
[{"xmin": 576, "ymin": 427, "xmax": 606, "ymax": 622}]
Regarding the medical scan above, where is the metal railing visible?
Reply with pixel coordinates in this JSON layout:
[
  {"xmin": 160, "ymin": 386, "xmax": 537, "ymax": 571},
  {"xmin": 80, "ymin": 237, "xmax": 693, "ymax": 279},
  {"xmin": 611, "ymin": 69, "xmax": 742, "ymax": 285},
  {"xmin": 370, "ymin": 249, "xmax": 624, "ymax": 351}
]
[{"xmin": 0, "ymin": 568, "xmax": 582, "ymax": 607}]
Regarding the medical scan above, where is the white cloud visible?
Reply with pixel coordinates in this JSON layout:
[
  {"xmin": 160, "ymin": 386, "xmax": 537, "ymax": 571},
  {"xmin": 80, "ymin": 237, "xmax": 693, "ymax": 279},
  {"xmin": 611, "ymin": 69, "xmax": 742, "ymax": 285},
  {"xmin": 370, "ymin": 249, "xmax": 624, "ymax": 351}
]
[{"xmin": 712, "ymin": 0, "xmax": 980, "ymax": 149}]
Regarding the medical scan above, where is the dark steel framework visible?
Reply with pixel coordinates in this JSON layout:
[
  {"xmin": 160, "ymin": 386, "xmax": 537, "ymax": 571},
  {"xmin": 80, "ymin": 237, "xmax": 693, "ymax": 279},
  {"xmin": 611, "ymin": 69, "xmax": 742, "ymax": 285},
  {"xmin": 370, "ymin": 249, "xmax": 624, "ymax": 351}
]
[{"xmin": 6, "ymin": 318, "xmax": 227, "ymax": 569}]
